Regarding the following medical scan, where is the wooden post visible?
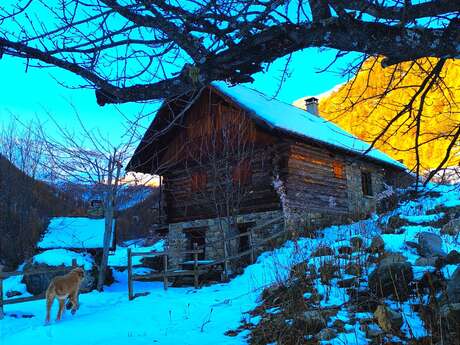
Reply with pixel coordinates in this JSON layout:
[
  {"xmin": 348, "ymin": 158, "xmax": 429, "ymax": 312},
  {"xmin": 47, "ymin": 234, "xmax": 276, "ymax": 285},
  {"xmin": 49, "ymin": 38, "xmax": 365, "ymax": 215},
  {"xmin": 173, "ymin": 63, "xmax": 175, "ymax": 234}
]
[
  {"xmin": 0, "ymin": 274, "xmax": 4, "ymax": 320},
  {"xmin": 127, "ymin": 248, "xmax": 133, "ymax": 300},
  {"xmin": 163, "ymin": 253, "xmax": 168, "ymax": 291},
  {"xmin": 193, "ymin": 243, "xmax": 199, "ymax": 289},
  {"xmin": 249, "ymin": 230, "xmax": 255, "ymax": 264},
  {"xmin": 222, "ymin": 236, "xmax": 229, "ymax": 282}
]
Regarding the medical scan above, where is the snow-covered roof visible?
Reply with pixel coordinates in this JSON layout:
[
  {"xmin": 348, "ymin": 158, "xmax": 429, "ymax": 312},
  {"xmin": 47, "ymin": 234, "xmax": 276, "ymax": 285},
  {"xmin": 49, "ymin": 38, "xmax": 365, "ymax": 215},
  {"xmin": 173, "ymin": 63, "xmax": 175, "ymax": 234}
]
[
  {"xmin": 212, "ymin": 82, "xmax": 405, "ymax": 169},
  {"xmin": 38, "ymin": 217, "xmax": 114, "ymax": 250}
]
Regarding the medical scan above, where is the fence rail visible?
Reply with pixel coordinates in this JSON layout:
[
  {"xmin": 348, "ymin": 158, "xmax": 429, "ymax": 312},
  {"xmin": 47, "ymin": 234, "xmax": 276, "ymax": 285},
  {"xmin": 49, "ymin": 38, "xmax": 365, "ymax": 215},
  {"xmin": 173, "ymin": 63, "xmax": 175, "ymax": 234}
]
[
  {"xmin": 0, "ymin": 259, "xmax": 77, "ymax": 320},
  {"xmin": 127, "ymin": 217, "xmax": 288, "ymax": 300}
]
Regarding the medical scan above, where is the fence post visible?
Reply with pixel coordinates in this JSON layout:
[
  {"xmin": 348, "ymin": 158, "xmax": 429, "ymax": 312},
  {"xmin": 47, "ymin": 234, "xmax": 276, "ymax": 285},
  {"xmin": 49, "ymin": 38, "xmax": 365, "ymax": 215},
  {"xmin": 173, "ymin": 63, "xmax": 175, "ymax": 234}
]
[
  {"xmin": 193, "ymin": 243, "xmax": 199, "ymax": 289},
  {"xmin": 0, "ymin": 274, "xmax": 4, "ymax": 319},
  {"xmin": 163, "ymin": 253, "xmax": 168, "ymax": 291},
  {"xmin": 222, "ymin": 236, "xmax": 229, "ymax": 282},
  {"xmin": 127, "ymin": 248, "xmax": 133, "ymax": 301},
  {"xmin": 249, "ymin": 229, "xmax": 255, "ymax": 264}
]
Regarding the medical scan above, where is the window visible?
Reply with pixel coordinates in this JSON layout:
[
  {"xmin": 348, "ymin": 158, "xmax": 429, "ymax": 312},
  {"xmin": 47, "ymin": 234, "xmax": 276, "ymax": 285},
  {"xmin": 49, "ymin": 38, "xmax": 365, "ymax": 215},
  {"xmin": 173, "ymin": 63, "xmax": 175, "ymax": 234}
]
[
  {"xmin": 191, "ymin": 170, "xmax": 207, "ymax": 192},
  {"xmin": 361, "ymin": 171, "xmax": 373, "ymax": 196},
  {"xmin": 233, "ymin": 159, "xmax": 252, "ymax": 185},
  {"xmin": 184, "ymin": 228, "xmax": 206, "ymax": 260},
  {"xmin": 332, "ymin": 161, "xmax": 344, "ymax": 178}
]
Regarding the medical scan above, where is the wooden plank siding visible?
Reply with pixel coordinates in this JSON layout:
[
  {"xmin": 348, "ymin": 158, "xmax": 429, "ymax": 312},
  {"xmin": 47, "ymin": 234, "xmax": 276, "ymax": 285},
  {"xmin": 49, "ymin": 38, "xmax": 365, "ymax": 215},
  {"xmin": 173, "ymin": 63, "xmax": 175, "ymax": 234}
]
[
  {"xmin": 284, "ymin": 142, "xmax": 349, "ymax": 214},
  {"xmin": 130, "ymin": 85, "xmax": 411, "ymax": 227},
  {"xmin": 164, "ymin": 146, "xmax": 281, "ymax": 223},
  {"xmin": 159, "ymin": 91, "xmax": 283, "ymax": 223}
]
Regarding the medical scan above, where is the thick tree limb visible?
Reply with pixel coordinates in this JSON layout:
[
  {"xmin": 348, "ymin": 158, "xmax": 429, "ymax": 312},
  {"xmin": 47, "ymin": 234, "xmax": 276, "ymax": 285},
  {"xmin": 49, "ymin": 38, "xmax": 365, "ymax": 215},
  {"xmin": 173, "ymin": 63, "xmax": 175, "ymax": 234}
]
[
  {"xmin": 330, "ymin": 0, "xmax": 459, "ymax": 21},
  {"xmin": 0, "ymin": 1, "xmax": 458, "ymax": 105}
]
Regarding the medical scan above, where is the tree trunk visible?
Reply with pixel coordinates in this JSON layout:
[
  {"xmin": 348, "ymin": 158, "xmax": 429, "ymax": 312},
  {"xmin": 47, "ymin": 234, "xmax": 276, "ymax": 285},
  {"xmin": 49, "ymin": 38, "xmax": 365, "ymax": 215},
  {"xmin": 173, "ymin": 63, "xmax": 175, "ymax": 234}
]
[
  {"xmin": 96, "ymin": 155, "xmax": 121, "ymax": 291},
  {"xmin": 96, "ymin": 195, "xmax": 114, "ymax": 291}
]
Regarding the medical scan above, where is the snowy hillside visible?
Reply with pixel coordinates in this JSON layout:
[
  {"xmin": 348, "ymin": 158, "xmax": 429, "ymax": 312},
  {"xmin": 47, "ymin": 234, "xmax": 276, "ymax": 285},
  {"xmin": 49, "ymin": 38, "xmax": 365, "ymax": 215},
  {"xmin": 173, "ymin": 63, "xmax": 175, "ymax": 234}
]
[{"xmin": 2, "ymin": 184, "xmax": 460, "ymax": 344}]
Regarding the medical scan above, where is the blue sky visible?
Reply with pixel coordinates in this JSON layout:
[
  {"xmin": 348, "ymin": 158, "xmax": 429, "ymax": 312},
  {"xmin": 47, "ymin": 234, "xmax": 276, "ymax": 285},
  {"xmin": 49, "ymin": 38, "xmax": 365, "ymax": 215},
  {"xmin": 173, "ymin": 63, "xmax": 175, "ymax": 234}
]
[{"xmin": 0, "ymin": 48, "xmax": 353, "ymax": 143}]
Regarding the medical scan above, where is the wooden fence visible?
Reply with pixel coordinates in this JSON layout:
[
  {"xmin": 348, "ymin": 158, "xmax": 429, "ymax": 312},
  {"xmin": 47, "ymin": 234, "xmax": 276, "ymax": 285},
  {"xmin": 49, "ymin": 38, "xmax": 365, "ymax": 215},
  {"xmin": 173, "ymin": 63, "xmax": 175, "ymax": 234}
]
[
  {"xmin": 0, "ymin": 259, "xmax": 77, "ymax": 319},
  {"xmin": 127, "ymin": 217, "xmax": 288, "ymax": 300}
]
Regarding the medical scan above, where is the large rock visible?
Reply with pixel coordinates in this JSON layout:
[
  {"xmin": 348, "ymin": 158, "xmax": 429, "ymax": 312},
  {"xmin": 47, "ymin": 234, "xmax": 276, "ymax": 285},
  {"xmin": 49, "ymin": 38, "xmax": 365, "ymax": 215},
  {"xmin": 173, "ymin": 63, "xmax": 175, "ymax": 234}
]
[
  {"xmin": 446, "ymin": 266, "xmax": 460, "ymax": 303},
  {"xmin": 22, "ymin": 263, "xmax": 98, "ymax": 295},
  {"xmin": 315, "ymin": 328, "xmax": 337, "ymax": 341},
  {"xmin": 312, "ymin": 246, "xmax": 334, "ymax": 257},
  {"xmin": 368, "ymin": 253, "xmax": 413, "ymax": 301},
  {"xmin": 374, "ymin": 305, "xmax": 403, "ymax": 333},
  {"xmin": 301, "ymin": 311, "xmax": 326, "ymax": 334},
  {"xmin": 369, "ymin": 235, "xmax": 385, "ymax": 254},
  {"xmin": 415, "ymin": 257, "xmax": 437, "ymax": 267},
  {"xmin": 418, "ymin": 232, "xmax": 447, "ymax": 258},
  {"xmin": 442, "ymin": 218, "xmax": 460, "ymax": 236},
  {"xmin": 440, "ymin": 303, "xmax": 460, "ymax": 326},
  {"xmin": 383, "ymin": 215, "xmax": 409, "ymax": 234}
]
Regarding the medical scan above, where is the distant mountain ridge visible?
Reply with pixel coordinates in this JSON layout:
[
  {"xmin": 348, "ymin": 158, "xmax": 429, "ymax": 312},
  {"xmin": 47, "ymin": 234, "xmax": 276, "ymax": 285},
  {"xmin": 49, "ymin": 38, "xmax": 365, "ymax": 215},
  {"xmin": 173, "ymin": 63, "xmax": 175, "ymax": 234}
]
[{"xmin": 0, "ymin": 155, "xmax": 83, "ymax": 268}]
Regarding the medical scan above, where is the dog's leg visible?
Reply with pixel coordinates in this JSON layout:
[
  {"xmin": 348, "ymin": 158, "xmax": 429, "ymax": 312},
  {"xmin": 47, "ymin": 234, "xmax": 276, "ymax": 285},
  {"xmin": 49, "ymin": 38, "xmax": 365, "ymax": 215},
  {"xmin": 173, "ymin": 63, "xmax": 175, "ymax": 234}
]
[
  {"xmin": 56, "ymin": 298, "xmax": 65, "ymax": 321},
  {"xmin": 69, "ymin": 291, "xmax": 79, "ymax": 315},
  {"xmin": 45, "ymin": 293, "xmax": 54, "ymax": 323}
]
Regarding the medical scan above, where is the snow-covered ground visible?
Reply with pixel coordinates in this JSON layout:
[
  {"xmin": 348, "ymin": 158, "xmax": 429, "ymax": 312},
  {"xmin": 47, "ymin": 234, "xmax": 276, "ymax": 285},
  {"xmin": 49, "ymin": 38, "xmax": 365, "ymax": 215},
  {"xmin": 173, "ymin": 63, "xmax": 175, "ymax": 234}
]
[
  {"xmin": 1, "ymin": 240, "xmax": 300, "ymax": 345},
  {"xmin": 2, "ymin": 183, "xmax": 460, "ymax": 344}
]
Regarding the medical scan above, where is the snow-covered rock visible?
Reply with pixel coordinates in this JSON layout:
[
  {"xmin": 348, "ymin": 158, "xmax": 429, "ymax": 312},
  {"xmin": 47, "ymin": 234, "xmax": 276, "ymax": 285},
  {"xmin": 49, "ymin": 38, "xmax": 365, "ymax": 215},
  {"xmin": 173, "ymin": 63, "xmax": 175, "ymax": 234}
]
[{"xmin": 23, "ymin": 250, "xmax": 97, "ymax": 295}]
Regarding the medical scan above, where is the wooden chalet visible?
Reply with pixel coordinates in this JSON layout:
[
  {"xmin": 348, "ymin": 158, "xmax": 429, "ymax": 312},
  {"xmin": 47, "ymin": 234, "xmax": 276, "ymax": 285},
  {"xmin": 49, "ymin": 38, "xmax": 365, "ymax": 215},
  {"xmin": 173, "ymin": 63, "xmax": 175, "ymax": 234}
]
[{"xmin": 127, "ymin": 82, "xmax": 410, "ymax": 269}]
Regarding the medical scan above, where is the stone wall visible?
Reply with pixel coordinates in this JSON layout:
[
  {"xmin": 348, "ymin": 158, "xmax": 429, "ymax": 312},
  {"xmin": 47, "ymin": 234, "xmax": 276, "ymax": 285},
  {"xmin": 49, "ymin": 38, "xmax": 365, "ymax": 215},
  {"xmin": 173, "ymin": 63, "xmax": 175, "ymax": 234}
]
[
  {"xmin": 345, "ymin": 161, "xmax": 386, "ymax": 219},
  {"xmin": 167, "ymin": 210, "xmax": 284, "ymax": 269}
]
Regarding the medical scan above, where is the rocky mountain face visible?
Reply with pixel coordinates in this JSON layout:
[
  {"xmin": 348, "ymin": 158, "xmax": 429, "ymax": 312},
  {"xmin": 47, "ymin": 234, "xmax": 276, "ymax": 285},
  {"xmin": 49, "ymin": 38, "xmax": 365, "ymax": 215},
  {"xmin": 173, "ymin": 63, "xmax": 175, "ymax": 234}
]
[{"xmin": 295, "ymin": 58, "xmax": 459, "ymax": 173}]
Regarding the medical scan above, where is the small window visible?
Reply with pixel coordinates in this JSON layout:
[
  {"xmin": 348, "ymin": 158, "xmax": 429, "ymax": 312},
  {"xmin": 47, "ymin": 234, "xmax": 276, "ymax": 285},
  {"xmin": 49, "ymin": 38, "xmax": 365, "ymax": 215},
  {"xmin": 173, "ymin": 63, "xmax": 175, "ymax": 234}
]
[
  {"xmin": 191, "ymin": 170, "xmax": 207, "ymax": 192},
  {"xmin": 184, "ymin": 228, "xmax": 206, "ymax": 260},
  {"xmin": 361, "ymin": 171, "xmax": 373, "ymax": 196},
  {"xmin": 332, "ymin": 161, "xmax": 344, "ymax": 178},
  {"xmin": 233, "ymin": 159, "xmax": 252, "ymax": 185}
]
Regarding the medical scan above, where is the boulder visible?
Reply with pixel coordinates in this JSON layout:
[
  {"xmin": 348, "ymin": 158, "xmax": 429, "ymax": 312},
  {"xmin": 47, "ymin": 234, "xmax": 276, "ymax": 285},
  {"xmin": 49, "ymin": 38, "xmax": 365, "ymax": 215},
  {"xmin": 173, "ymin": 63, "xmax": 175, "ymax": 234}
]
[
  {"xmin": 374, "ymin": 305, "xmax": 403, "ymax": 333},
  {"xmin": 338, "ymin": 246, "xmax": 353, "ymax": 255},
  {"xmin": 368, "ymin": 253, "xmax": 413, "ymax": 301},
  {"xmin": 447, "ymin": 250, "xmax": 460, "ymax": 265},
  {"xmin": 315, "ymin": 328, "xmax": 337, "ymax": 341},
  {"xmin": 441, "ymin": 218, "xmax": 460, "ymax": 236},
  {"xmin": 351, "ymin": 237, "xmax": 364, "ymax": 251},
  {"xmin": 337, "ymin": 277, "xmax": 359, "ymax": 288},
  {"xmin": 415, "ymin": 257, "xmax": 437, "ymax": 267},
  {"xmin": 301, "ymin": 311, "xmax": 326, "ymax": 334},
  {"xmin": 319, "ymin": 262, "xmax": 339, "ymax": 283},
  {"xmin": 312, "ymin": 246, "xmax": 334, "ymax": 257},
  {"xmin": 446, "ymin": 266, "xmax": 460, "ymax": 303},
  {"xmin": 362, "ymin": 323, "xmax": 385, "ymax": 338},
  {"xmin": 345, "ymin": 263, "xmax": 362, "ymax": 276},
  {"xmin": 332, "ymin": 319, "xmax": 345, "ymax": 332},
  {"xmin": 22, "ymin": 263, "xmax": 98, "ymax": 295},
  {"xmin": 418, "ymin": 232, "xmax": 447, "ymax": 258},
  {"xmin": 440, "ymin": 303, "xmax": 460, "ymax": 325},
  {"xmin": 379, "ymin": 252, "xmax": 407, "ymax": 265},
  {"xmin": 405, "ymin": 241, "xmax": 419, "ymax": 251},
  {"xmin": 369, "ymin": 235, "xmax": 385, "ymax": 254},
  {"xmin": 383, "ymin": 215, "xmax": 409, "ymax": 234},
  {"xmin": 6, "ymin": 290, "xmax": 22, "ymax": 298}
]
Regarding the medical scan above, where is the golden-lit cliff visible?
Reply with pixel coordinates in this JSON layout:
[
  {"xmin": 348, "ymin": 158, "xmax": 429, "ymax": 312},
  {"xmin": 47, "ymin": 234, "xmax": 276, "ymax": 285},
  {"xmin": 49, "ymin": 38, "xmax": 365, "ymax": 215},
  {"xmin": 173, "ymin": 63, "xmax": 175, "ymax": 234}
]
[{"xmin": 294, "ymin": 58, "xmax": 459, "ymax": 171}]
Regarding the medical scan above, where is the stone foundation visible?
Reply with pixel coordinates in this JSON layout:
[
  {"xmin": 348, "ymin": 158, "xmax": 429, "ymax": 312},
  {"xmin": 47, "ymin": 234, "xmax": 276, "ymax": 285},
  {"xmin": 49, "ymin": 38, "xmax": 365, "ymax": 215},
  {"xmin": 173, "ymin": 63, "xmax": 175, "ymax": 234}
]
[{"xmin": 167, "ymin": 210, "xmax": 284, "ymax": 269}]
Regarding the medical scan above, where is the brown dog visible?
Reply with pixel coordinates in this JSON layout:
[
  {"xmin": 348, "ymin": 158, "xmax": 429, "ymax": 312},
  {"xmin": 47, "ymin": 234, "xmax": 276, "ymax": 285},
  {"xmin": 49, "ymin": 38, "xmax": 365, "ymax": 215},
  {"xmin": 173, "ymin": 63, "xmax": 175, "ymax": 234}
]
[{"xmin": 45, "ymin": 267, "xmax": 85, "ymax": 323}]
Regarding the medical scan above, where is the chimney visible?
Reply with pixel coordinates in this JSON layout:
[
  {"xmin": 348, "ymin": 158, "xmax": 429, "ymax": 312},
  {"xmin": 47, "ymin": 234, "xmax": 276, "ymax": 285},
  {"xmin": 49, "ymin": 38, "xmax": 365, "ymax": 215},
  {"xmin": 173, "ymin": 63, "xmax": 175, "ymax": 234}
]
[{"xmin": 304, "ymin": 97, "xmax": 319, "ymax": 116}]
